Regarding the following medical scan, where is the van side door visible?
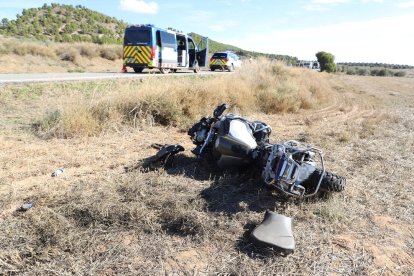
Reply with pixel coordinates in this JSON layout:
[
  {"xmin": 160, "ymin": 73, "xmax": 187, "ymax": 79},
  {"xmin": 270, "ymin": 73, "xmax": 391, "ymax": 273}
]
[
  {"xmin": 196, "ymin": 36, "xmax": 209, "ymax": 68},
  {"xmin": 158, "ymin": 30, "xmax": 178, "ymax": 67}
]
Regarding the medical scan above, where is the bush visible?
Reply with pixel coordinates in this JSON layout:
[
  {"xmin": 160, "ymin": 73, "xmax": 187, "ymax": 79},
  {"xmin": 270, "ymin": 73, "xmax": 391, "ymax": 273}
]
[
  {"xmin": 370, "ymin": 69, "xmax": 380, "ymax": 76},
  {"xmin": 346, "ymin": 68, "xmax": 356, "ymax": 75},
  {"xmin": 393, "ymin": 71, "xmax": 406, "ymax": 77},
  {"xmin": 100, "ymin": 46, "xmax": 122, "ymax": 60},
  {"xmin": 357, "ymin": 68, "xmax": 369, "ymax": 76},
  {"xmin": 9, "ymin": 42, "xmax": 55, "ymax": 58},
  {"xmin": 59, "ymin": 48, "xmax": 80, "ymax": 63},
  {"xmin": 377, "ymin": 68, "xmax": 387, "ymax": 76},
  {"xmin": 78, "ymin": 44, "xmax": 99, "ymax": 58},
  {"xmin": 316, "ymin": 51, "xmax": 336, "ymax": 73}
]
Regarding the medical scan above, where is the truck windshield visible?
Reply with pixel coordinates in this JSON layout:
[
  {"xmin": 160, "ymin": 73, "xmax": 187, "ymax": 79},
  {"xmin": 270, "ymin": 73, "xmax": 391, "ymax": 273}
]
[{"xmin": 124, "ymin": 29, "xmax": 151, "ymax": 45}]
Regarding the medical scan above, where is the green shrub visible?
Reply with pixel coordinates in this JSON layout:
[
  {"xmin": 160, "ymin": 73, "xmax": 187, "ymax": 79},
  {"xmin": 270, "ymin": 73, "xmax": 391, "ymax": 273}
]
[
  {"xmin": 33, "ymin": 110, "xmax": 62, "ymax": 132},
  {"xmin": 316, "ymin": 51, "xmax": 336, "ymax": 73},
  {"xmin": 357, "ymin": 68, "xmax": 369, "ymax": 76},
  {"xmin": 346, "ymin": 68, "xmax": 356, "ymax": 75},
  {"xmin": 378, "ymin": 68, "xmax": 387, "ymax": 76},
  {"xmin": 394, "ymin": 71, "xmax": 406, "ymax": 77}
]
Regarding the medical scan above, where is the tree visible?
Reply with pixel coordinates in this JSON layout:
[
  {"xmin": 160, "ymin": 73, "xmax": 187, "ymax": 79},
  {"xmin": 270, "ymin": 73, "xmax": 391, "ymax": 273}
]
[
  {"xmin": 1, "ymin": 18, "xmax": 9, "ymax": 28},
  {"xmin": 316, "ymin": 51, "xmax": 336, "ymax": 73}
]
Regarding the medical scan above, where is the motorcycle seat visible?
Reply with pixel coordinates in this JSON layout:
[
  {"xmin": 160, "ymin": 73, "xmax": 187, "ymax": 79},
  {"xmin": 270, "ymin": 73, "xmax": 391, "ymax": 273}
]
[{"xmin": 250, "ymin": 211, "xmax": 295, "ymax": 255}]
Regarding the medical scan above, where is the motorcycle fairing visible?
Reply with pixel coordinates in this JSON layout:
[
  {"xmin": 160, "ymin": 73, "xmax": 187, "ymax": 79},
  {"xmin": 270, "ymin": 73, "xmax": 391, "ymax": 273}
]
[{"xmin": 214, "ymin": 118, "xmax": 258, "ymax": 167}]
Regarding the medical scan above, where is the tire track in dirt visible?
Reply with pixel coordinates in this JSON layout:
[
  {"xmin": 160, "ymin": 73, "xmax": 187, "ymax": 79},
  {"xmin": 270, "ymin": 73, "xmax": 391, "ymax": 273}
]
[
  {"xmin": 305, "ymin": 75, "xmax": 379, "ymax": 127},
  {"xmin": 256, "ymin": 74, "xmax": 381, "ymax": 143},
  {"xmin": 327, "ymin": 75, "xmax": 414, "ymax": 275}
]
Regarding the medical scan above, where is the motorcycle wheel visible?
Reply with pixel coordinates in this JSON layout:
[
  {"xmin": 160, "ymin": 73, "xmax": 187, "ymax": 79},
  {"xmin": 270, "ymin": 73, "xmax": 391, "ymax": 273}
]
[{"xmin": 317, "ymin": 170, "xmax": 346, "ymax": 192}]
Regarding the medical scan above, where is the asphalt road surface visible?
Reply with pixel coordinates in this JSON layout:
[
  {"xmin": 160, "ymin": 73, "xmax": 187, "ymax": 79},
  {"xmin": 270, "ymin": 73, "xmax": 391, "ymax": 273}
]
[{"xmin": 0, "ymin": 70, "xmax": 219, "ymax": 84}]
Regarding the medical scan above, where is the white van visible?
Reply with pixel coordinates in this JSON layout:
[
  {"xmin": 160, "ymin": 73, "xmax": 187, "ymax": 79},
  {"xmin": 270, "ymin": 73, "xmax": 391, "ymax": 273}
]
[{"xmin": 123, "ymin": 24, "xmax": 209, "ymax": 74}]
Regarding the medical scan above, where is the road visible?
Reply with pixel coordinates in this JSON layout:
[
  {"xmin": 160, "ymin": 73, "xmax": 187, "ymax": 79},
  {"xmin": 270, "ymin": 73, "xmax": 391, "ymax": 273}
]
[{"xmin": 0, "ymin": 70, "xmax": 218, "ymax": 84}]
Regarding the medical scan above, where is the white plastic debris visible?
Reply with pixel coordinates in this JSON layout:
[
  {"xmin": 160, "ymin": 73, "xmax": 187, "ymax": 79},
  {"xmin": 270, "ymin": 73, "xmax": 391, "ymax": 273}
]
[
  {"xmin": 17, "ymin": 202, "xmax": 33, "ymax": 212},
  {"xmin": 51, "ymin": 168, "xmax": 64, "ymax": 177}
]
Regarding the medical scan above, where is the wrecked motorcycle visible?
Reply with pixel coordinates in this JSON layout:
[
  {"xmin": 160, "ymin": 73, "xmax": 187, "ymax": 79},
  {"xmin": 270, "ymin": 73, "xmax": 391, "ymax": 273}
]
[
  {"xmin": 142, "ymin": 104, "xmax": 346, "ymax": 254},
  {"xmin": 187, "ymin": 104, "xmax": 346, "ymax": 197}
]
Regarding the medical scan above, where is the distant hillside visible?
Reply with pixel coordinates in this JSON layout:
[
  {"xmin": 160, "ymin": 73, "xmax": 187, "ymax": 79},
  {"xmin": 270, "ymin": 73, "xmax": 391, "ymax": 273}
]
[
  {"xmin": 190, "ymin": 33, "xmax": 297, "ymax": 63},
  {"xmin": 0, "ymin": 3, "xmax": 297, "ymax": 63},
  {"xmin": 0, "ymin": 3, "xmax": 127, "ymax": 44}
]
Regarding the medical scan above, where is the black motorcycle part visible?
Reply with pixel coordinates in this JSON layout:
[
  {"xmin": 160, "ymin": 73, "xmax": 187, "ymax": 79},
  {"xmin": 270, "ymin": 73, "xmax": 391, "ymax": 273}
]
[
  {"xmin": 319, "ymin": 170, "xmax": 346, "ymax": 192},
  {"xmin": 191, "ymin": 145, "xmax": 202, "ymax": 156},
  {"xmin": 143, "ymin": 144, "xmax": 185, "ymax": 169},
  {"xmin": 188, "ymin": 117, "xmax": 213, "ymax": 144},
  {"xmin": 188, "ymin": 119, "xmax": 204, "ymax": 137},
  {"xmin": 252, "ymin": 122, "xmax": 271, "ymax": 144},
  {"xmin": 303, "ymin": 169, "xmax": 346, "ymax": 193},
  {"xmin": 213, "ymin": 103, "xmax": 229, "ymax": 118},
  {"xmin": 250, "ymin": 211, "xmax": 295, "ymax": 255}
]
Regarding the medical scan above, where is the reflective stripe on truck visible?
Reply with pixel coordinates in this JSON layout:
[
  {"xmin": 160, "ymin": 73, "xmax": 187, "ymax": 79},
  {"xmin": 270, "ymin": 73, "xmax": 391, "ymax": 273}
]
[{"xmin": 123, "ymin": 45, "xmax": 153, "ymax": 64}]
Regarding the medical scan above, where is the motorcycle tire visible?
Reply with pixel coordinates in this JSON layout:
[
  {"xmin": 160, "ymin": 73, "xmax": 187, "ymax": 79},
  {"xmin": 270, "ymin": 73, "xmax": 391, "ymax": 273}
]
[{"xmin": 316, "ymin": 169, "xmax": 346, "ymax": 192}]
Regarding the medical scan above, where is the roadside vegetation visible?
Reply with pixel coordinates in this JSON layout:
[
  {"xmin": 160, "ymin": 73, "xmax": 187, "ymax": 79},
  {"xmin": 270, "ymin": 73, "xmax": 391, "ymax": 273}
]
[
  {"xmin": 337, "ymin": 65, "xmax": 408, "ymax": 77},
  {"xmin": 0, "ymin": 37, "xmax": 122, "ymax": 61},
  {"xmin": 24, "ymin": 59, "xmax": 330, "ymax": 138},
  {"xmin": 0, "ymin": 36, "xmax": 123, "ymax": 73},
  {"xmin": 337, "ymin": 62, "xmax": 413, "ymax": 70}
]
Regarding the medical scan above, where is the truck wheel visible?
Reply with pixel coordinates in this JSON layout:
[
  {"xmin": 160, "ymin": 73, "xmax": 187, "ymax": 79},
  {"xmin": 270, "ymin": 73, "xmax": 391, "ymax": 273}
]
[
  {"xmin": 228, "ymin": 64, "xmax": 235, "ymax": 72},
  {"xmin": 159, "ymin": 68, "xmax": 171, "ymax": 74},
  {"xmin": 210, "ymin": 68, "xmax": 215, "ymax": 72},
  {"xmin": 133, "ymin": 68, "xmax": 144, "ymax": 73}
]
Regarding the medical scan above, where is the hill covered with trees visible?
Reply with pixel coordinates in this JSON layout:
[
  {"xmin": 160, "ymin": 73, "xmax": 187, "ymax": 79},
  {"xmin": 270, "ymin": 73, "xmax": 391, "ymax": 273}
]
[
  {"xmin": 0, "ymin": 3, "xmax": 127, "ymax": 44},
  {"xmin": 190, "ymin": 32, "xmax": 297, "ymax": 63}
]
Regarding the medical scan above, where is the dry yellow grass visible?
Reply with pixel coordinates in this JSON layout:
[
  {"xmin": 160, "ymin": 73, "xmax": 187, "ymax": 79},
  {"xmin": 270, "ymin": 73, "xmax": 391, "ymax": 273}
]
[
  {"xmin": 29, "ymin": 59, "xmax": 332, "ymax": 138},
  {"xmin": 0, "ymin": 67, "xmax": 413, "ymax": 274},
  {"xmin": 0, "ymin": 36, "xmax": 122, "ymax": 73}
]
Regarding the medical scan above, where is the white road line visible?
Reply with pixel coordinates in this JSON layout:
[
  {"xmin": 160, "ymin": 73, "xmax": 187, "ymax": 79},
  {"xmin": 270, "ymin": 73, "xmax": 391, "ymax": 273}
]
[{"xmin": 0, "ymin": 71, "xmax": 221, "ymax": 84}]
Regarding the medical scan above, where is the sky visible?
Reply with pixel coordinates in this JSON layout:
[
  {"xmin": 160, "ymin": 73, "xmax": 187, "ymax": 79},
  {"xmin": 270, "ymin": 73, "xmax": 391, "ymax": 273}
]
[{"xmin": 1, "ymin": 0, "xmax": 414, "ymax": 65}]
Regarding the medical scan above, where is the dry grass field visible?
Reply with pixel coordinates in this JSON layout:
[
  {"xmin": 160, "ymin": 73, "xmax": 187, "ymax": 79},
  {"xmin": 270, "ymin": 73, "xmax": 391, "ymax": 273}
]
[
  {"xmin": 0, "ymin": 37, "xmax": 122, "ymax": 73},
  {"xmin": 0, "ymin": 61, "xmax": 413, "ymax": 275}
]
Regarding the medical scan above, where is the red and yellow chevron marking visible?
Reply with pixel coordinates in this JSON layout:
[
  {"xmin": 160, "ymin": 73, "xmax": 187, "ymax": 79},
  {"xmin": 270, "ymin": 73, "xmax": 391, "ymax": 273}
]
[
  {"xmin": 209, "ymin": 59, "xmax": 227, "ymax": 66},
  {"xmin": 160, "ymin": 63, "xmax": 177, "ymax": 68},
  {"xmin": 123, "ymin": 46, "xmax": 152, "ymax": 64}
]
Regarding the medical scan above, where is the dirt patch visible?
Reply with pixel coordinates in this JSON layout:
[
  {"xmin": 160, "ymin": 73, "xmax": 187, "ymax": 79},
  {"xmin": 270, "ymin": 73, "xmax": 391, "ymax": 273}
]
[
  {"xmin": 164, "ymin": 249, "xmax": 208, "ymax": 274},
  {"xmin": 372, "ymin": 215, "xmax": 408, "ymax": 234}
]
